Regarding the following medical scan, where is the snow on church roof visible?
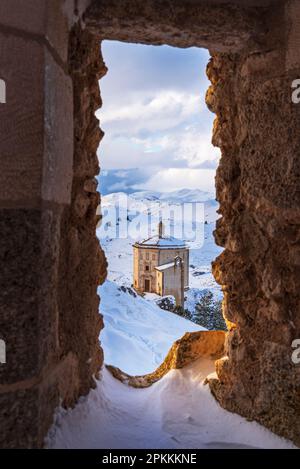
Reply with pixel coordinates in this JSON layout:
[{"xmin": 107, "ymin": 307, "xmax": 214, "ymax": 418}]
[
  {"xmin": 155, "ymin": 261, "xmax": 176, "ymax": 271},
  {"xmin": 136, "ymin": 234, "xmax": 186, "ymax": 248}
]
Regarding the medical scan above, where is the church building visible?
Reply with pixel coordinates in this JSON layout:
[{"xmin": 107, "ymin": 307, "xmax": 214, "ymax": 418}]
[{"xmin": 133, "ymin": 222, "xmax": 189, "ymax": 306}]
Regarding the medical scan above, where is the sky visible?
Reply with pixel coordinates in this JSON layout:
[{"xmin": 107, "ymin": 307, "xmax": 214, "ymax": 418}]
[{"xmin": 97, "ymin": 41, "xmax": 220, "ymax": 195}]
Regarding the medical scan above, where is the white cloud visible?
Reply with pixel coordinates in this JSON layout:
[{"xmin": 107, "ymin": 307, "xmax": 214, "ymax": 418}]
[
  {"xmin": 98, "ymin": 126, "xmax": 219, "ymax": 172},
  {"xmin": 97, "ymin": 42, "xmax": 218, "ymax": 194},
  {"xmin": 133, "ymin": 168, "xmax": 217, "ymax": 194},
  {"xmin": 98, "ymin": 90, "xmax": 203, "ymax": 135},
  {"xmin": 131, "ymin": 126, "xmax": 220, "ymax": 169}
]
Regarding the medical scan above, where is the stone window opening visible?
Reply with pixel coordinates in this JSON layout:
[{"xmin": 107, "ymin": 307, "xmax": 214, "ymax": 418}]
[{"xmin": 98, "ymin": 38, "xmax": 225, "ymax": 339}]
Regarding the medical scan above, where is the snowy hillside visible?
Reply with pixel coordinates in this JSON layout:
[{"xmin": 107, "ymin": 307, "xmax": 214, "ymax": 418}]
[
  {"xmin": 130, "ymin": 188, "xmax": 214, "ymax": 202},
  {"xmin": 99, "ymin": 281, "xmax": 203, "ymax": 375}
]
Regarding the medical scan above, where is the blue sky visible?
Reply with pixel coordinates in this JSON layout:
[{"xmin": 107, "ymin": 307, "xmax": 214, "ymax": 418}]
[{"xmin": 97, "ymin": 41, "xmax": 219, "ymax": 195}]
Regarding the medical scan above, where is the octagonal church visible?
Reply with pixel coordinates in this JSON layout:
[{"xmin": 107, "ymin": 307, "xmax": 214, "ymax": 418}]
[{"xmin": 133, "ymin": 222, "xmax": 189, "ymax": 306}]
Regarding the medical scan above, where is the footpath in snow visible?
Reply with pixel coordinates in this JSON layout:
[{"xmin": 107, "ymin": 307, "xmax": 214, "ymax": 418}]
[{"xmin": 47, "ymin": 360, "xmax": 295, "ymax": 449}]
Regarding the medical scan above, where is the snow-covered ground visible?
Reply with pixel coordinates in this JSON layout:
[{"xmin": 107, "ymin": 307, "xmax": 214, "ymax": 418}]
[
  {"xmin": 47, "ymin": 361, "xmax": 295, "ymax": 449},
  {"xmin": 46, "ymin": 189, "xmax": 295, "ymax": 449},
  {"xmin": 100, "ymin": 281, "xmax": 204, "ymax": 375}
]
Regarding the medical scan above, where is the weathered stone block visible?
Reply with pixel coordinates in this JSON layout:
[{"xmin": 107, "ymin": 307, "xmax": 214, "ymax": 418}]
[
  {"xmin": 42, "ymin": 49, "xmax": 73, "ymax": 205},
  {"xmin": 0, "ymin": 375, "xmax": 63, "ymax": 449},
  {"xmin": 0, "ymin": 209, "xmax": 42, "ymax": 383},
  {"xmin": 0, "ymin": 387, "xmax": 40, "ymax": 449},
  {"xmin": 0, "ymin": 1, "xmax": 46, "ymax": 36},
  {"xmin": 0, "ymin": 33, "xmax": 44, "ymax": 205},
  {"xmin": 45, "ymin": 0, "xmax": 73, "ymax": 63},
  {"xmin": 0, "ymin": 207, "xmax": 62, "ymax": 384},
  {"xmin": 285, "ymin": 0, "xmax": 300, "ymax": 70}
]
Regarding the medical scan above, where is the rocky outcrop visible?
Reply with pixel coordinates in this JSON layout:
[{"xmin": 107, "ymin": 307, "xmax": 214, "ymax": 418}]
[
  {"xmin": 86, "ymin": 0, "xmax": 267, "ymax": 53},
  {"xmin": 205, "ymin": 34, "xmax": 300, "ymax": 444},
  {"xmin": 107, "ymin": 331, "xmax": 225, "ymax": 388}
]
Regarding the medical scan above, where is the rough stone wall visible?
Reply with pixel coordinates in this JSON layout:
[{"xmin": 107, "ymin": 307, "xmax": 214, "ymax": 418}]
[
  {"xmin": 57, "ymin": 22, "xmax": 107, "ymax": 406},
  {"xmin": 0, "ymin": 1, "xmax": 71, "ymax": 448},
  {"xmin": 0, "ymin": 0, "xmax": 106, "ymax": 448},
  {"xmin": 85, "ymin": 0, "xmax": 268, "ymax": 53},
  {"xmin": 206, "ymin": 2, "xmax": 300, "ymax": 446}
]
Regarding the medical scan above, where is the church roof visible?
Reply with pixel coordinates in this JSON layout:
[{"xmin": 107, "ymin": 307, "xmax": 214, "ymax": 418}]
[
  {"xmin": 136, "ymin": 234, "xmax": 186, "ymax": 248},
  {"xmin": 155, "ymin": 260, "xmax": 176, "ymax": 271}
]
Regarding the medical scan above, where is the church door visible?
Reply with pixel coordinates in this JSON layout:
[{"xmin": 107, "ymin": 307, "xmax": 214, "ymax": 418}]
[{"xmin": 144, "ymin": 279, "xmax": 150, "ymax": 292}]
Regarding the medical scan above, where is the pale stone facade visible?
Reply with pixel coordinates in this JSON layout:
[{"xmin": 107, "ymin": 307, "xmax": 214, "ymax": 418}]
[{"xmin": 133, "ymin": 223, "xmax": 189, "ymax": 306}]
